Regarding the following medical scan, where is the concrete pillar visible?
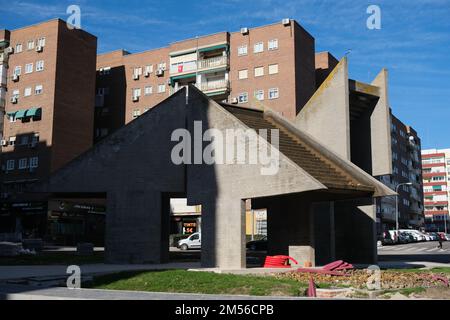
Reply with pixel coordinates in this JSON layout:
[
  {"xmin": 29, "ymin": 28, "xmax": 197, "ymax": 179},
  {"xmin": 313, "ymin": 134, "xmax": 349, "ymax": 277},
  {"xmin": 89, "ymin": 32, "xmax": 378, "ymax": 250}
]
[
  {"xmin": 312, "ymin": 201, "xmax": 336, "ymax": 266},
  {"xmin": 201, "ymin": 196, "xmax": 246, "ymax": 269},
  {"xmin": 334, "ymin": 198, "xmax": 377, "ymax": 264},
  {"xmin": 105, "ymin": 188, "xmax": 167, "ymax": 264},
  {"xmin": 267, "ymin": 195, "xmax": 315, "ymax": 267}
]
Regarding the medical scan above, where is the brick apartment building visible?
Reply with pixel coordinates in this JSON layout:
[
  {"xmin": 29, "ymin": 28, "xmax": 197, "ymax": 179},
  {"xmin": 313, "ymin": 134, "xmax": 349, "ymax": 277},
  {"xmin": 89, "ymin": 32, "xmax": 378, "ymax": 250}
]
[
  {"xmin": 0, "ymin": 19, "xmax": 97, "ymax": 239},
  {"xmin": 94, "ymin": 19, "xmax": 316, "ymax": 142},
  {"xmin": 375, "ymin": 113, "xmax": 424, "ymax": 233},
  {"xmin": 421, "ymin": 148, "xmax": 450, "ymax": 232}
]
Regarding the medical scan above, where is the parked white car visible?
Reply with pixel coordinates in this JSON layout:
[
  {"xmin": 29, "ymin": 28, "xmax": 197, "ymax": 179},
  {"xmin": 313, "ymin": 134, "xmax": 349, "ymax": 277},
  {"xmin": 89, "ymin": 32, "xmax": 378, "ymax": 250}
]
[
  {"xmin": 178, "ymin": 233, "xmax": 201, "ymax": 250},
  {"xmin": 400, "ymin": 229, "xmax": 425, "ymax": 242}
]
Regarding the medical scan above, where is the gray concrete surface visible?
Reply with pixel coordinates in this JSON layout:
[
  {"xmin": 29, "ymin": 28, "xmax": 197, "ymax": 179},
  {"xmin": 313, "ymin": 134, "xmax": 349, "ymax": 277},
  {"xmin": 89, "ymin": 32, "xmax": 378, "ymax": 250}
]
[
  {"xmin": 0, "ymin": 263, "xmax": 201, "ymax": 281},
  {"xmin": 0, "ymin": 284, "xmax": 314, "ymax": 300}
]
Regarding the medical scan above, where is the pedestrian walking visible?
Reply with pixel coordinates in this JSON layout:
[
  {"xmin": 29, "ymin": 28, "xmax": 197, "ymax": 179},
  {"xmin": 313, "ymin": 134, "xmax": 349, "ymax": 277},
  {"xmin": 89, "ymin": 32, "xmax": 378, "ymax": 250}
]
[{"xmin": 437, "ymin": 234, "xmax": 444, "ymax": 249}]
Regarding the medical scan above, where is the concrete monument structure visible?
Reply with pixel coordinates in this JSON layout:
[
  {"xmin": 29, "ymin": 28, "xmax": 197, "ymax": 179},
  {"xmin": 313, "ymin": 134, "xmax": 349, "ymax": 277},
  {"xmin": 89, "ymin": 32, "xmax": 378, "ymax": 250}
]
[{"xmin": 33, "ymin": 86, "xmax": 394, "ymax": 270}]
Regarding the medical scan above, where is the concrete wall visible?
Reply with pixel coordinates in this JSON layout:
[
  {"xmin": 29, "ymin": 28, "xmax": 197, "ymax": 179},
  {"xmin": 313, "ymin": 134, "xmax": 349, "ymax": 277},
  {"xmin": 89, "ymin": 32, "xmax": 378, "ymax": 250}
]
[
  {"xmin": 371, "ymin": 69, "xmax": 393, "ymax": 177},
  {"xmin": 295, "ymin": 58, "xmax": 351, "ymax": 160}
]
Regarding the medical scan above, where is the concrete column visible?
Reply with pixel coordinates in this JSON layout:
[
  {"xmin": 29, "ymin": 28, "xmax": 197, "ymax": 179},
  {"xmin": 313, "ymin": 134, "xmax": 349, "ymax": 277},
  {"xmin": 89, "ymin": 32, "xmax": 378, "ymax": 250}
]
[
  {"xmin": 105, "ymin": 188, "xmax": 167, "ymax": 264},
  {"xmin": 334, "ymin": 198, "xmax": 377, "ymax": 264},
  {"xmin": 267, "ymin": 195, "xmax": 315, "ymax": 267},
  {"xmin": 312, "ymin": 201, "xmax": 336, "ymax": 266},
  {"xmin": 201, "ymin": 196, "xmax": 246, "ymax": 269}
]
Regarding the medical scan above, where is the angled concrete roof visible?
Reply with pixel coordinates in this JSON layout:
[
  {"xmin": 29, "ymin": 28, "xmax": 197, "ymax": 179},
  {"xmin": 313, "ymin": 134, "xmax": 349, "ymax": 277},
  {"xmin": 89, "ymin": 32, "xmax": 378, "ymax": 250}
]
[{"xmin": 33, "ymin": 86, "xmax": 394, "ymax": 200}]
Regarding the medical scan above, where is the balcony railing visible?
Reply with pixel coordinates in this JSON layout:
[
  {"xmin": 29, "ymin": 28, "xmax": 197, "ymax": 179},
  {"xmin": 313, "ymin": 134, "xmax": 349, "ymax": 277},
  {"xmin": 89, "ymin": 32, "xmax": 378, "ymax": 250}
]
[
  {"xmin": 198, "ymin": 79, "xmax": 229, "ymax": 92},
  {"xmin": 198, "ymin": 55, "xmax": 228, "ymax": 70}
]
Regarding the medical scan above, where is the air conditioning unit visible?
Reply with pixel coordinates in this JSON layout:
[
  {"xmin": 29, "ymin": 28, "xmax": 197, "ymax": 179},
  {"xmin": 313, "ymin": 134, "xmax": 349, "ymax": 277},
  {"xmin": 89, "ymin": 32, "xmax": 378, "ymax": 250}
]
[
  {"xmin": 29, "ymin": 142, "xmax": 37, "ymax": 148},
  {"xmin": 12, "ymin": 74, "xmax": 19, "ymax": 82},
  {"xmin": 133, "ymin": 74, "xmax": 139, "ymax": 80},
  {"xmin": 282, "ymin": 18, "xmax": 291, "ymax": 26},
  {"xmin": 156, "ymin": 69, "xmax": 164, "ymax": 77},
  {"xmin": 231, "ymin": 97, "xmax": 239, "ymax": 104},
  {"xmin": 144, "ymin": 71, "xmax": 150, "ymax": 77},
  {"xmin": 1, "ymin": 140, "xmax": 7, "ymax": 147},
  {"xmin": 240, "ymin": 27, "xmax": 249, "ymax": 35},
  {"xmin": 10, "ymin": 97, "xmax": 18, "ymax": 104},
  {"xmin": 35, "ymin": 46, "xmax": 43, "ymax": 53},
  {"xmin": 6, "ymin": 47, "xmax": 14, "ymax": 54},
  {"xmin": 132, "ymin": 96, "xmax": 139, "ymax": 102}
]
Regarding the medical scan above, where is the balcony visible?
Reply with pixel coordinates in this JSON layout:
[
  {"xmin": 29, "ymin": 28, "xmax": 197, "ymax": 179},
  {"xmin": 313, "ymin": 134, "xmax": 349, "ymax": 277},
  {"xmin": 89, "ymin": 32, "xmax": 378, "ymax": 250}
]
[
  {"xmin": 198, "ymin": 79, "xmax": 229, "ymax": 93},
  {"xmin": 198, "ymin": 55, "xmax": 228, "ymax": 71},
  {"xmin": 170, "ymin": 61, "xmax": 197, "ymax": 76}
]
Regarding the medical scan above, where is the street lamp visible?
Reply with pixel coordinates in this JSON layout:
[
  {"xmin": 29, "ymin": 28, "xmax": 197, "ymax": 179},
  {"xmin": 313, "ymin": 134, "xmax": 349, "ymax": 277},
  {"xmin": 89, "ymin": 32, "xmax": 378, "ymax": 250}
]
[{"xmin": 395, "ymin": 182, "xmax": 413, "ymax": 232}]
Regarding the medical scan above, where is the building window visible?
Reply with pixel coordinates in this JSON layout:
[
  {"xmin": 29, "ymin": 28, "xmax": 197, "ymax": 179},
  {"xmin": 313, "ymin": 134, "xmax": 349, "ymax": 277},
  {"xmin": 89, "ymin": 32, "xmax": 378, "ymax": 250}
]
[
  {"xmin": 14, "ymin": 66, "xmax": 22, "ymax": 76},
  {"xmin": 254, "ymin": 66, "xmax": 264, "ymax": 77},
  {"xmin": 32, "ymin": 133, "xmax": 39, "ymax": 144},
  {"xmin": 37, "ymin": 37, "xmax": 46, "ymax": 47},
  {"xmin": 132, "ymin": 88, "xmax": 141, "ymax": 98},
  {"xmin": 145, "ymin": 86, "xmax": 153, "ymax": 95},
  {"xmin": 254, "ymin": 90, "xmax": 264, "ymax": 101},
  {"xmin": 238, "ymin": 69, "xmax": 248, "ymax": 80},
  {"xmin": 238, "ymin": 92, "xmax": 248, "ymax": 104},
  {"xmin": 158, "ymin": 62, "xmax": 166, "ymax": 70},
  {"xmin": 238, "ymin": 45, "xmax": 248, "ymax": 56},
  {"xmin": 25, "ymin": 63, "xmax": 33, "ymax": 74},
  {"xmin": 9, "ymin": 137, "xmax": 16, "ymax": 145},
  {"xmin": 97, "ymin": 87, "xmax": 109, "ymax": 96},
  {"xmin": 268, "ymin": 64, "xmax": 279, "ymax": 75},
  {"xmin": 36, "ymin": 60, "xmax": 45, "ymax": 72},
  {"xmin": 158, "ymin": 84, "xmax": 166, "ymax": 93},
  {"xmin": 145, "ymin": 65, "xmax": 153, "ymax": 74},
  {"xmin": 6, "ymin": 160, "xmax": 15, "ymax": 171},
  {"xmin": 24, "ymin": 87, "xmax": 32, "ymax": 97},
  {"xmin": 133, "ymin": 67, "xmax": 142, "ymax": 76},
  {"xmin": 29, "ymin": 157, "xmax": 39, "ymax": 168},
  {"xmin": 268, "ymin": 39, "xmax": 279, "ymax": 51},
  {"xmin": 20, "ymin": 136, "xmax": 29, "ymax": 146},
  {"xmin": 18, "ymin": 158, "xmax": 28, "ymax": 170},
  {"xmin": 253, "ymin": 42, "xmax": 264, "ymax": 53},
  {"xmin": 35, "ymin": 85, "xmax": 43, "ymax": 95},
  {"xmin": 133, "ymin": 109, "xmax": 141, "ymax": 119},
  {"xmin": 15, "ymin": 44, "xmax": 23, "ymax": 53},
  {"xmin": 27, "ymin": 40, "xmax": 35, "ymax": 50},
  {"xmin": 268, "ymin": 88, "xmax": 279, "ymax": 99}
]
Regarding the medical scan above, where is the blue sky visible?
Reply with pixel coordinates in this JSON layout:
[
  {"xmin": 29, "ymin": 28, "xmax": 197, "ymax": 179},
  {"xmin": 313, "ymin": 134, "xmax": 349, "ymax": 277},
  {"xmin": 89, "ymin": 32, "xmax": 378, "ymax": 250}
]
[{"xmin": 1, "ymin": 0, "xmax": 449, "ymax": 149}]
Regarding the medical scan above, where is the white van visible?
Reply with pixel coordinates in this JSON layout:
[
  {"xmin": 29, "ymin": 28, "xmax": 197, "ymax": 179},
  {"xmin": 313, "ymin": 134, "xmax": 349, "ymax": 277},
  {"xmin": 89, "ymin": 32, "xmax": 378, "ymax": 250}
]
[{"xmin": 178, "ymin": 233, "xmax": 201, "ymax": 250}]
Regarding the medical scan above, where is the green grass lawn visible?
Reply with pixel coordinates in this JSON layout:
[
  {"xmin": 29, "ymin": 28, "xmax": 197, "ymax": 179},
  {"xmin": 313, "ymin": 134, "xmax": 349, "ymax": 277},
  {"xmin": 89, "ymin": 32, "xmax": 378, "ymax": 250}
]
[
  {"xmin": 88, "ymin": 270, "xmax": 308, "ymax": 297},
  {"xmin": 0, "ymin": 252, "xmax": 105, "ymax": 266}
]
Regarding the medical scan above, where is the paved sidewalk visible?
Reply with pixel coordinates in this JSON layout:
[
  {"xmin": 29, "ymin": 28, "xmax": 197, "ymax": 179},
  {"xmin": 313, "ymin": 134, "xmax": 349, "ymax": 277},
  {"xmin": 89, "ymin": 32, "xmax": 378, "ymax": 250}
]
[
  {"xmin": 0, "ymin": 263, "xmax": 201, "ymax": 280},
  {"xmin": 0, "ymin": 284, "xmax": 310, "ymax": 300}
]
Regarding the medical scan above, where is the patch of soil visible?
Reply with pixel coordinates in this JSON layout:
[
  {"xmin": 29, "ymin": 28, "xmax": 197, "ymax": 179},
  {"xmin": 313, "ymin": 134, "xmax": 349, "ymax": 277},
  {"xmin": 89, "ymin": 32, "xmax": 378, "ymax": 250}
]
[{"xmin": 276, "ymin": 270, "xmax": 450, "ymax": 291}]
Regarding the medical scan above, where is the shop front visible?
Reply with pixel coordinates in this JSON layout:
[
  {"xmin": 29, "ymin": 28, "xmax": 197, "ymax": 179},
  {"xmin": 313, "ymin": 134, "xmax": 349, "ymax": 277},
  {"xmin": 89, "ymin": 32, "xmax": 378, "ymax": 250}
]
[{"xmin": 47, "ymin": 200, "xmax": 106, "ymax": 246}]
